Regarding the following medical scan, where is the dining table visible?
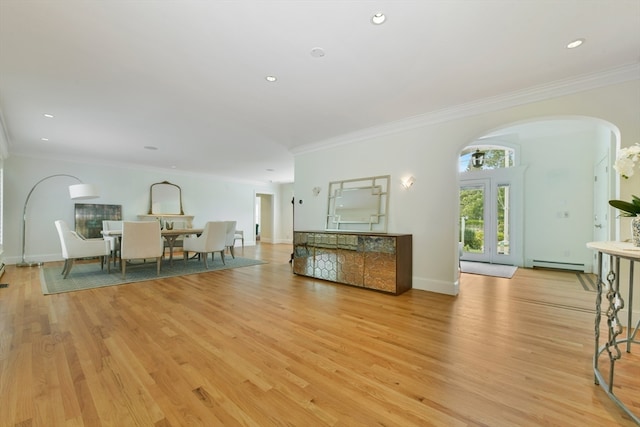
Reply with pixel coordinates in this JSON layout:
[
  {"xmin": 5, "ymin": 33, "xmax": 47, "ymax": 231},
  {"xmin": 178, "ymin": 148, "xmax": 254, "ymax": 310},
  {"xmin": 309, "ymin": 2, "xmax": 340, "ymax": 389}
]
[{"xmin": 101, "ymin": 227, "xmax": 203, "ymax": 266}]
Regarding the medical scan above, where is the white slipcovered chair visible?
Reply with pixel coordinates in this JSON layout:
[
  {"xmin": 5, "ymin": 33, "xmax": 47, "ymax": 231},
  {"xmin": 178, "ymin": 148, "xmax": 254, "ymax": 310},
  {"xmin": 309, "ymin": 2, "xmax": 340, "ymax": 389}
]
[
  {"xmin": 102, "ymin": 220, "xmax": 123, "ymax": 267},
  {"xmin": 54, "ymin": 220, "xmax": 111, "ymax": 279},
  {"xmin": 224, "ymin": 220, "xmax": 237, "ymax": 259},
  {"xmin": 233, "ymin": 230, "xmax": 244, "ymax": 252},
  {"xmin": 184, "ymin": 221, "xmax": 227, "ymax": 268},
  {"xmin": 120, "ymin": 221, "xmax": 164, "ymax": 279}
]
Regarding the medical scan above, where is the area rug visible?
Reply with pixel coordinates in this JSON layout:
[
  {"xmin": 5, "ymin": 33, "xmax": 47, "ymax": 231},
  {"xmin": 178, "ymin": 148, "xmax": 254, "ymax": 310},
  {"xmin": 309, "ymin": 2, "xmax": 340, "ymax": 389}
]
[
  {"xmin": 460, "ymin": 261, "xmax": 518, "ymax": 278},
  {"xmin": 40, "ymin": 257, "xmax": 266, "ymax": 295}
]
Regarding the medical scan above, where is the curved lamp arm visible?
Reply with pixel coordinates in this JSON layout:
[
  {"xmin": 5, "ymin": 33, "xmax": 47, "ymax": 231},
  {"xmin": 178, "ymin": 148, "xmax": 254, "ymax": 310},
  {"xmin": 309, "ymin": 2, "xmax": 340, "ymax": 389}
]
[{"xmin": 18, "ymin": 174, "xmax": 99, "ymax": 267}]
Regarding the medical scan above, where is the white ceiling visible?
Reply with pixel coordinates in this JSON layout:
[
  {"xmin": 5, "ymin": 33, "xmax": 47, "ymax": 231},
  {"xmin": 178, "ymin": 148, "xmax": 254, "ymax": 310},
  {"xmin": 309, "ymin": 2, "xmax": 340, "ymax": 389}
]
[{"xmin": 1, "ymin": 1, "xmax": 639, "ymax": 184}]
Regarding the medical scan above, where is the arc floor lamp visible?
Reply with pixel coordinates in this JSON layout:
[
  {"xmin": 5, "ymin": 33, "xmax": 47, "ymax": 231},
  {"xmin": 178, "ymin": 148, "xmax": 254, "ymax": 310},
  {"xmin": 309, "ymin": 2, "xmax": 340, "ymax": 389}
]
[{"xmin": 17, "ymin": 174, "xmax": 99, "ymax": 267}]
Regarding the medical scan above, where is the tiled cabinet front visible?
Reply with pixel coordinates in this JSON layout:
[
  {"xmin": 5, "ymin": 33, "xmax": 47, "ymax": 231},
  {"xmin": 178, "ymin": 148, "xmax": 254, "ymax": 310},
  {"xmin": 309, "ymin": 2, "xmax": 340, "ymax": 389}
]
[{"xmin": 293, "ymin": 231, "xmax": 412, "ymax": 295}]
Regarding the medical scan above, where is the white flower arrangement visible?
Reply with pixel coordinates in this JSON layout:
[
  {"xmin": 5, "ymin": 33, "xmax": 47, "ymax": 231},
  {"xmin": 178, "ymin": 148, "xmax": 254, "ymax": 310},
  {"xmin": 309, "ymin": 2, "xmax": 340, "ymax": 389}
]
[{"xmin": 613, "ymin": 143, "xmax": 640, "ymax": 179}]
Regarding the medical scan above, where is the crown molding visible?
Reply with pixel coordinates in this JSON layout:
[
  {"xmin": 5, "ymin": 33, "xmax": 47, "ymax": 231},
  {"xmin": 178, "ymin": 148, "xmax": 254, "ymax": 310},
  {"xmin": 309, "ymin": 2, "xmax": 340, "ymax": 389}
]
[{"xmin": 291, "ymin": 63, "xmax": 640, "ymax": 156}]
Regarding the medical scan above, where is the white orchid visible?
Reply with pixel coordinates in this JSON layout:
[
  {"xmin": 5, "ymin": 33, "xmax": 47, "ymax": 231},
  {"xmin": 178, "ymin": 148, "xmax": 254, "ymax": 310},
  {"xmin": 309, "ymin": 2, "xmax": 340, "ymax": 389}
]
[{"xmin": 613, "ymin": 143, "xmax": 640, "ymax": 179}]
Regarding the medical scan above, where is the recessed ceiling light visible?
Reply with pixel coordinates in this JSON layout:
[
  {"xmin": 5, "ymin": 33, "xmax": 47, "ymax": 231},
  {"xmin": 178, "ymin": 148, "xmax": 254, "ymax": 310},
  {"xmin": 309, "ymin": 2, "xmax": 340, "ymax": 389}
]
[
  {"xmin": 144, "ymin": 145, "xmax": 158, "ymax": 150},
  {"xmin": 566, "ymin": 38, "xmax": 585, "ymax": 49},
  {"xmin": 41, "ymin": 137, "xmax": 49, "ymax": 141},
  {"xmin": 371, "ymin": 12, "xmax": 386, "ymax": 25},
  {"xmin": 43, "ymin": 113, "xmax": 54, "ymax": 118},
  {"xmin": 265, "ymin": 75, "xmax": 277, "ymax": 82},
  {"xmin": 310, "ymin": 47, "xmax": 325, "ymax": 58}
]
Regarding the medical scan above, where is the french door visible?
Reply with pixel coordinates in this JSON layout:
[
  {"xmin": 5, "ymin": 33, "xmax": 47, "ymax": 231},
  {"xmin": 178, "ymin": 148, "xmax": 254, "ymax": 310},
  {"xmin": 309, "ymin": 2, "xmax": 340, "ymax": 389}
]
[{"xmin": 460, "ymin": 177, "xmax": 515, "ymax": 265}]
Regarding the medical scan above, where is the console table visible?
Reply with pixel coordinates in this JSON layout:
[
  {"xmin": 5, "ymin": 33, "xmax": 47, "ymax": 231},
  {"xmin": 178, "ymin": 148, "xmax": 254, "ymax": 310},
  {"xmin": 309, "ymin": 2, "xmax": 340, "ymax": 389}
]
[
  {"xmin": 293, "ymin": 231, "xmax": 412, "ymax": 295},
  {"xmin": 586, "ymin": 241, "xmax": 639, "ymax": 424},
  {"xmin": 138, "ymin": 214, "xmax": 194, "ymax": 228}
]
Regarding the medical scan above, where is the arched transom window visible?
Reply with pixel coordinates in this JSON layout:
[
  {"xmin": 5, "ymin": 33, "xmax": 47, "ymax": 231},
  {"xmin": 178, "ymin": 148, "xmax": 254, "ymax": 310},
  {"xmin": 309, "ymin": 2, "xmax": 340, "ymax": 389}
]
[{"xmin": 459, "ymin": 145, "xmax": 515, "ymax": 172}]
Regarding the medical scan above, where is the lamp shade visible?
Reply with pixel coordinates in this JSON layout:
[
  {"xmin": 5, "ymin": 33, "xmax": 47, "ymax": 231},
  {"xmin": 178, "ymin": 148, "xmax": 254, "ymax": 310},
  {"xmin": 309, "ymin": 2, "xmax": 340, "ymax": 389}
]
[{"xmin": 69, "ymin": 183, "xmax": 99, "ymax": 200}]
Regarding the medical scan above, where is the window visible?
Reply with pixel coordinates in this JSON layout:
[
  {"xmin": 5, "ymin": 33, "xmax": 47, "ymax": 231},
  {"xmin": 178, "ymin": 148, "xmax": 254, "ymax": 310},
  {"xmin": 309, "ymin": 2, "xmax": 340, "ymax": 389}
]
[{"xmin": 459, "ymin": 145, "xmax": 515, "ymax": 172}]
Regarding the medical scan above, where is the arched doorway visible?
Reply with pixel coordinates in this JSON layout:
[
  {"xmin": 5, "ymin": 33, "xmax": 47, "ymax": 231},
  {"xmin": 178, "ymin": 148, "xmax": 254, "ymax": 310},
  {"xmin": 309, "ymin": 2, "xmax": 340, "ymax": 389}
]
[
  {"xmin": 459, "ymin": 144, "xmax": 523, "ymax": 265},
  {"xmin": 458, "ymin": 117, "xmax": 618, "ymax": 273}
]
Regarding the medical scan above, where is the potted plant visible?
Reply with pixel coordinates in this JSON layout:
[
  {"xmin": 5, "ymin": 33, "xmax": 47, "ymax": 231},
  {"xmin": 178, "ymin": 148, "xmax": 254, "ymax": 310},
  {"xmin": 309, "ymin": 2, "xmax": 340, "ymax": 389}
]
[
  {"xmin": 608, "ymin": 195, "xmax": 640, "ymax": 217},
  {"xmin": 609, "ymin": 143, "xmax": 640, "ymax": 246}
]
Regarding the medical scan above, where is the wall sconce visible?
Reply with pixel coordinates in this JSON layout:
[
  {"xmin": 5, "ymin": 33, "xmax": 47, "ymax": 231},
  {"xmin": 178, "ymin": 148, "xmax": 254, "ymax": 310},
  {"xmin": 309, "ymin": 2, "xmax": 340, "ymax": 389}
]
[
  {"xmin": 401, "ymin": 176, "xmax": 415, "ymax": 189},
  {"xmin": 471, "ymin": 149, "xmax": 485, "ymax": 168},
  {"xmin": 312, "ymin": 186, "xmax": 321, "ymax": 196},
  {"xmin": 17, "ymin": 174, "xmax": 100, "ymax": 267}
]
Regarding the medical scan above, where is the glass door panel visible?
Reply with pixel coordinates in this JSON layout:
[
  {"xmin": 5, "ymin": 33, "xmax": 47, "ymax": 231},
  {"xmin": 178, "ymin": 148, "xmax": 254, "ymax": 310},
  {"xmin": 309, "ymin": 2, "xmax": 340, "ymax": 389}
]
[
  {"xmin": 460, "ymin": 182, "xmax": 487, "ymax": 260},
  {"xmin": 460, "ymin": 179, "xmax": 514, "ymax": 264},
  {"xmin": 497, "ymin": 184, "xmax": 510, "ymax": 256}
]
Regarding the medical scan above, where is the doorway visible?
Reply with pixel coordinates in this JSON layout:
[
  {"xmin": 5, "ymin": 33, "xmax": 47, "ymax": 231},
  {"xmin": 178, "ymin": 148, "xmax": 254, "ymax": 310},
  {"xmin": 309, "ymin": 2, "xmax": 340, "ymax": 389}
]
[
  {"xmin": 460, "ymin": 177, "xmax": 514, "ymax": 265},
  {"xmin": 255, "ymin": 193, "xmax": 273, "ymax": 243},
  {"xmin": 458, "ymin": 118, "xmax": 617, "ymax": 273},
  {"xmin": 459, "ymin": 144, "xmax": 521, "ymax": 266}
]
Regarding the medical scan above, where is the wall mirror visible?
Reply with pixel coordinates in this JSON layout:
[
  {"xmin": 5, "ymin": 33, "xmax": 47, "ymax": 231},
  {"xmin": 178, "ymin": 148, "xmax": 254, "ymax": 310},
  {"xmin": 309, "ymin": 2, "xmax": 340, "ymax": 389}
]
[
  {"xmin": 149, "ymin": 181, "xmax": 184, "ymax": 215},
  {"xmin": 326, "ymin": 175, "xmax": 390, "ymax": 232}
]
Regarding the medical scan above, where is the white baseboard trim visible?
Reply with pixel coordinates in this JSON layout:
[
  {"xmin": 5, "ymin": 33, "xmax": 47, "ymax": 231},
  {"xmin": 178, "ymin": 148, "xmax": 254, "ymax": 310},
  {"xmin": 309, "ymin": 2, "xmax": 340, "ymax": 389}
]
[{"xmin": 412, "ymin": 276, "xmax": 459, "ymax": 295}]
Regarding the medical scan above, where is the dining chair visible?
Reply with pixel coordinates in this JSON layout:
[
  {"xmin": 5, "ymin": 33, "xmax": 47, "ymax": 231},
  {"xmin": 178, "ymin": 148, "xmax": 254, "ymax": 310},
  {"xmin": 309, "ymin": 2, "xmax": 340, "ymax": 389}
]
[
  {"xmin": 233, "ymin": 230, "xmax": 244, "ymax": 252},
  {"xmin": 183, "ymin": 221, "xmax": 227, "ymax": 268},
  {"xmin": 224, "ymin": 221, "xmax": 237, "ymax": 258},
  {"xmin": 102, "ymin": 220, "xmax": 123, "ymax": 267},
  {"xmin": 120, "ymin": 221, "xmax": 164, "ymax": 278},
  {"xmin": 54, "ymin": 220, "xmax": 111, "ymax": 279}
]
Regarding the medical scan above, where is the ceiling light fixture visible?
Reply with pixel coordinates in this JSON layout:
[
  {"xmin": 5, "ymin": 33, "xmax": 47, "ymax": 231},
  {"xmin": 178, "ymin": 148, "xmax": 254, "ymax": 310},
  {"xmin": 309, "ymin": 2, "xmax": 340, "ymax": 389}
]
[
  {"xmin": 566, "ymin": 38, "xmax": 585, "ymax": 49},
  {"xmin": 43, "ymin": 113, "xmax": 54, "ymax": 118},
  {"xmin": 41, "ymin": 137, "xmax": 49, "ymax": 141},
  {"xmin": 265, "ymin": 75, "xmax": 277, "ymax": 82},
  {"xmin": 371, "ymin": 12, "xmax": 386, "ymax": 25},
  {"xmin": 310, "ymin": 47, "xmax": 325, "ymax": 58}
]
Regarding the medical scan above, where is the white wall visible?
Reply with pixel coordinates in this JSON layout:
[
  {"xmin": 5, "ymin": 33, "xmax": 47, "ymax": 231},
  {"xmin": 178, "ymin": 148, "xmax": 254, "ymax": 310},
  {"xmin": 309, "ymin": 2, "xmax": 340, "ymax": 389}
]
[
  {"xmin": 293, "ymin": 80, "xmax": 640, "ymax": 298},
  {"xmin": 521, "ymin": 128, "xmax": 600, "ymax": 270},
  {"xmin": 4, "ymin": 155, "xmax": 289, "ymax": 264}
]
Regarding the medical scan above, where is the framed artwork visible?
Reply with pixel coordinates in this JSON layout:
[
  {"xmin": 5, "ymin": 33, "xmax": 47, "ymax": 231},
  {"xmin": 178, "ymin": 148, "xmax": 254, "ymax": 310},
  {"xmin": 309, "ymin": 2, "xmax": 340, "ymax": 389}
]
[{"xmin": 74, "ymin": 203, "xmax": 122, "ymax": 238}]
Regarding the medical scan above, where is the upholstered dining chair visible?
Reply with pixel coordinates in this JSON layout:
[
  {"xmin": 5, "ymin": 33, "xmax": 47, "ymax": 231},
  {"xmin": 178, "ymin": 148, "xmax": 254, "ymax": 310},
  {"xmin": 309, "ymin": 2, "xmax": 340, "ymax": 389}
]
[
  {"xmin": 54, "ymin": 220, "xmax": 111, "ymax": 279},
  {"xmin": 183, "ymin": 221, "xmax": 227, "ymax": 268},
  {"xmin": 102, "ymin": 220, "xmax": 123, "ymax": 267},
  {"xmin": 233, "ymin": 230, "xmax": 244, "ymax": 252},
  {"xmin": 120, "ymin": 221, "xmax": 164, "ymax": 279},
  {"xmin": 224, "ymin": 221, "xmax": 237, "ymax": 258}
]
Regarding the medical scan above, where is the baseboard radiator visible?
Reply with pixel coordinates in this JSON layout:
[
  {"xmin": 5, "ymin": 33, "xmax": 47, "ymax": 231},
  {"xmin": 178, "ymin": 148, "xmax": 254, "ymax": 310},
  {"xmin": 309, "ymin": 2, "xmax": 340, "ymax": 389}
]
[{"xmin": 532, "ymin": 259, "xmax": 585, "ymax": 272}]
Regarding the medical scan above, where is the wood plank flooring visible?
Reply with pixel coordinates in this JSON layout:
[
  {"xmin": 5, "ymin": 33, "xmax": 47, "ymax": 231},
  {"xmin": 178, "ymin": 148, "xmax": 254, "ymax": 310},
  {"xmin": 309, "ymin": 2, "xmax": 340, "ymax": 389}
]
[{"xmin": 0, "ymin": 244, "xmax": 638, "ymax": 426}]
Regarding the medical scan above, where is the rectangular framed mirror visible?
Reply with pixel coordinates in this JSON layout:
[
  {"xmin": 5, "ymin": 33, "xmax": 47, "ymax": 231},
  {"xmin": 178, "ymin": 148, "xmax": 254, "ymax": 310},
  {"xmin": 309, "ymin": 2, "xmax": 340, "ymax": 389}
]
[{"xmin": 326, "ymin": 175, "xmax": 390, "ymax": 232}]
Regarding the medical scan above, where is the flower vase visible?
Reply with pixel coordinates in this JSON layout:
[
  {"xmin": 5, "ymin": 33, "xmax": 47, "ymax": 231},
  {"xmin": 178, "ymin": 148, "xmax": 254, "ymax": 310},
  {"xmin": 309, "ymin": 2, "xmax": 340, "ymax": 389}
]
[{"xmin": 632, "ymin": 215, "xmax": 640, "ymax": 247}]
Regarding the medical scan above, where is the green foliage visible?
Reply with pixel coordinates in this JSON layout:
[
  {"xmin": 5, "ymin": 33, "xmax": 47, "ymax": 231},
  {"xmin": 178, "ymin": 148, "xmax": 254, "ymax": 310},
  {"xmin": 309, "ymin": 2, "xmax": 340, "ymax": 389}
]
[
  {"xmin": 609, "ymin": 195, "xmax": 640, "ymax": 217},
  {"xmin": 460, "ymin": 189, "xmax": 483, "ymax": 220},
  {"xmin": 463, "ymin": 229, "xmax": 482, "ymax": 250}
]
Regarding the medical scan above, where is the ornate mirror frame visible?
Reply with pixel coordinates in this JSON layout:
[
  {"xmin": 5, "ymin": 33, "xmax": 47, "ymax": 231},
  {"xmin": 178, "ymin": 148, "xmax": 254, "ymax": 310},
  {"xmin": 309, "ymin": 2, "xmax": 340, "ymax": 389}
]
[{"xmin": 148, "ymin": 181, "xmax": 184, "ymax": 215}]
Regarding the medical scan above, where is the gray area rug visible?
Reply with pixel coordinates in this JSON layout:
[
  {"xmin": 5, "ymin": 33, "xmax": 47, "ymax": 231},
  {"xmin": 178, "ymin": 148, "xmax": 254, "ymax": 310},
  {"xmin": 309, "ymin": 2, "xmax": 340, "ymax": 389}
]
[
  {"xmin": 460, "ymin": 261, "xmax": 518, "ymax": 278},
  {"xmin": 41, "ymin": 256, "xmax": 266, "ymax": 295}
]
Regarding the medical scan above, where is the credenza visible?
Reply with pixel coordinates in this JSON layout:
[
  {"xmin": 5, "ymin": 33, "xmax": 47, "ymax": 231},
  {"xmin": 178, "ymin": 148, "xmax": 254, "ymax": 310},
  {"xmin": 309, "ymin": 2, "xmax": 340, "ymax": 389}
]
[
  {"xmin": 137, "ymin": 214, "xmax": 194, "ymax": 228},
  {"xmin": 293, "ymin": 231, "xmax": 412, "ymax": 295}
]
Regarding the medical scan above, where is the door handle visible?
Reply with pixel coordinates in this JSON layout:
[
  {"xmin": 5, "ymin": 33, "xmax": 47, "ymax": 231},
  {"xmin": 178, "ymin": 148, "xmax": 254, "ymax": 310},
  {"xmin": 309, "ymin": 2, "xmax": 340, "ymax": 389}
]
[{"xmin": 594, "ymin": 224, "xmax": 603, "ymax": 229}]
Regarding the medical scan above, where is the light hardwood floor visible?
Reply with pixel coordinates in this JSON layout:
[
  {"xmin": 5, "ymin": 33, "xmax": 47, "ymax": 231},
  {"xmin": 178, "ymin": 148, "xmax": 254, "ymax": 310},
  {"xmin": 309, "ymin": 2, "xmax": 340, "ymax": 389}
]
[{"xmin": 0, "ymin": 243, "xmax": 637, "ymax": 426}]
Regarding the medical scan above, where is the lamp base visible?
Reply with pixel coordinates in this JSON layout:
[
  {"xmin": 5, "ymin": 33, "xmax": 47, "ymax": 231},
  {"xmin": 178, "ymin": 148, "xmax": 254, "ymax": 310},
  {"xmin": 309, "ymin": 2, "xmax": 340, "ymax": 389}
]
[{"xmin": 16, "ymin": 261, "xmax": 44, "ymax": 268}]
